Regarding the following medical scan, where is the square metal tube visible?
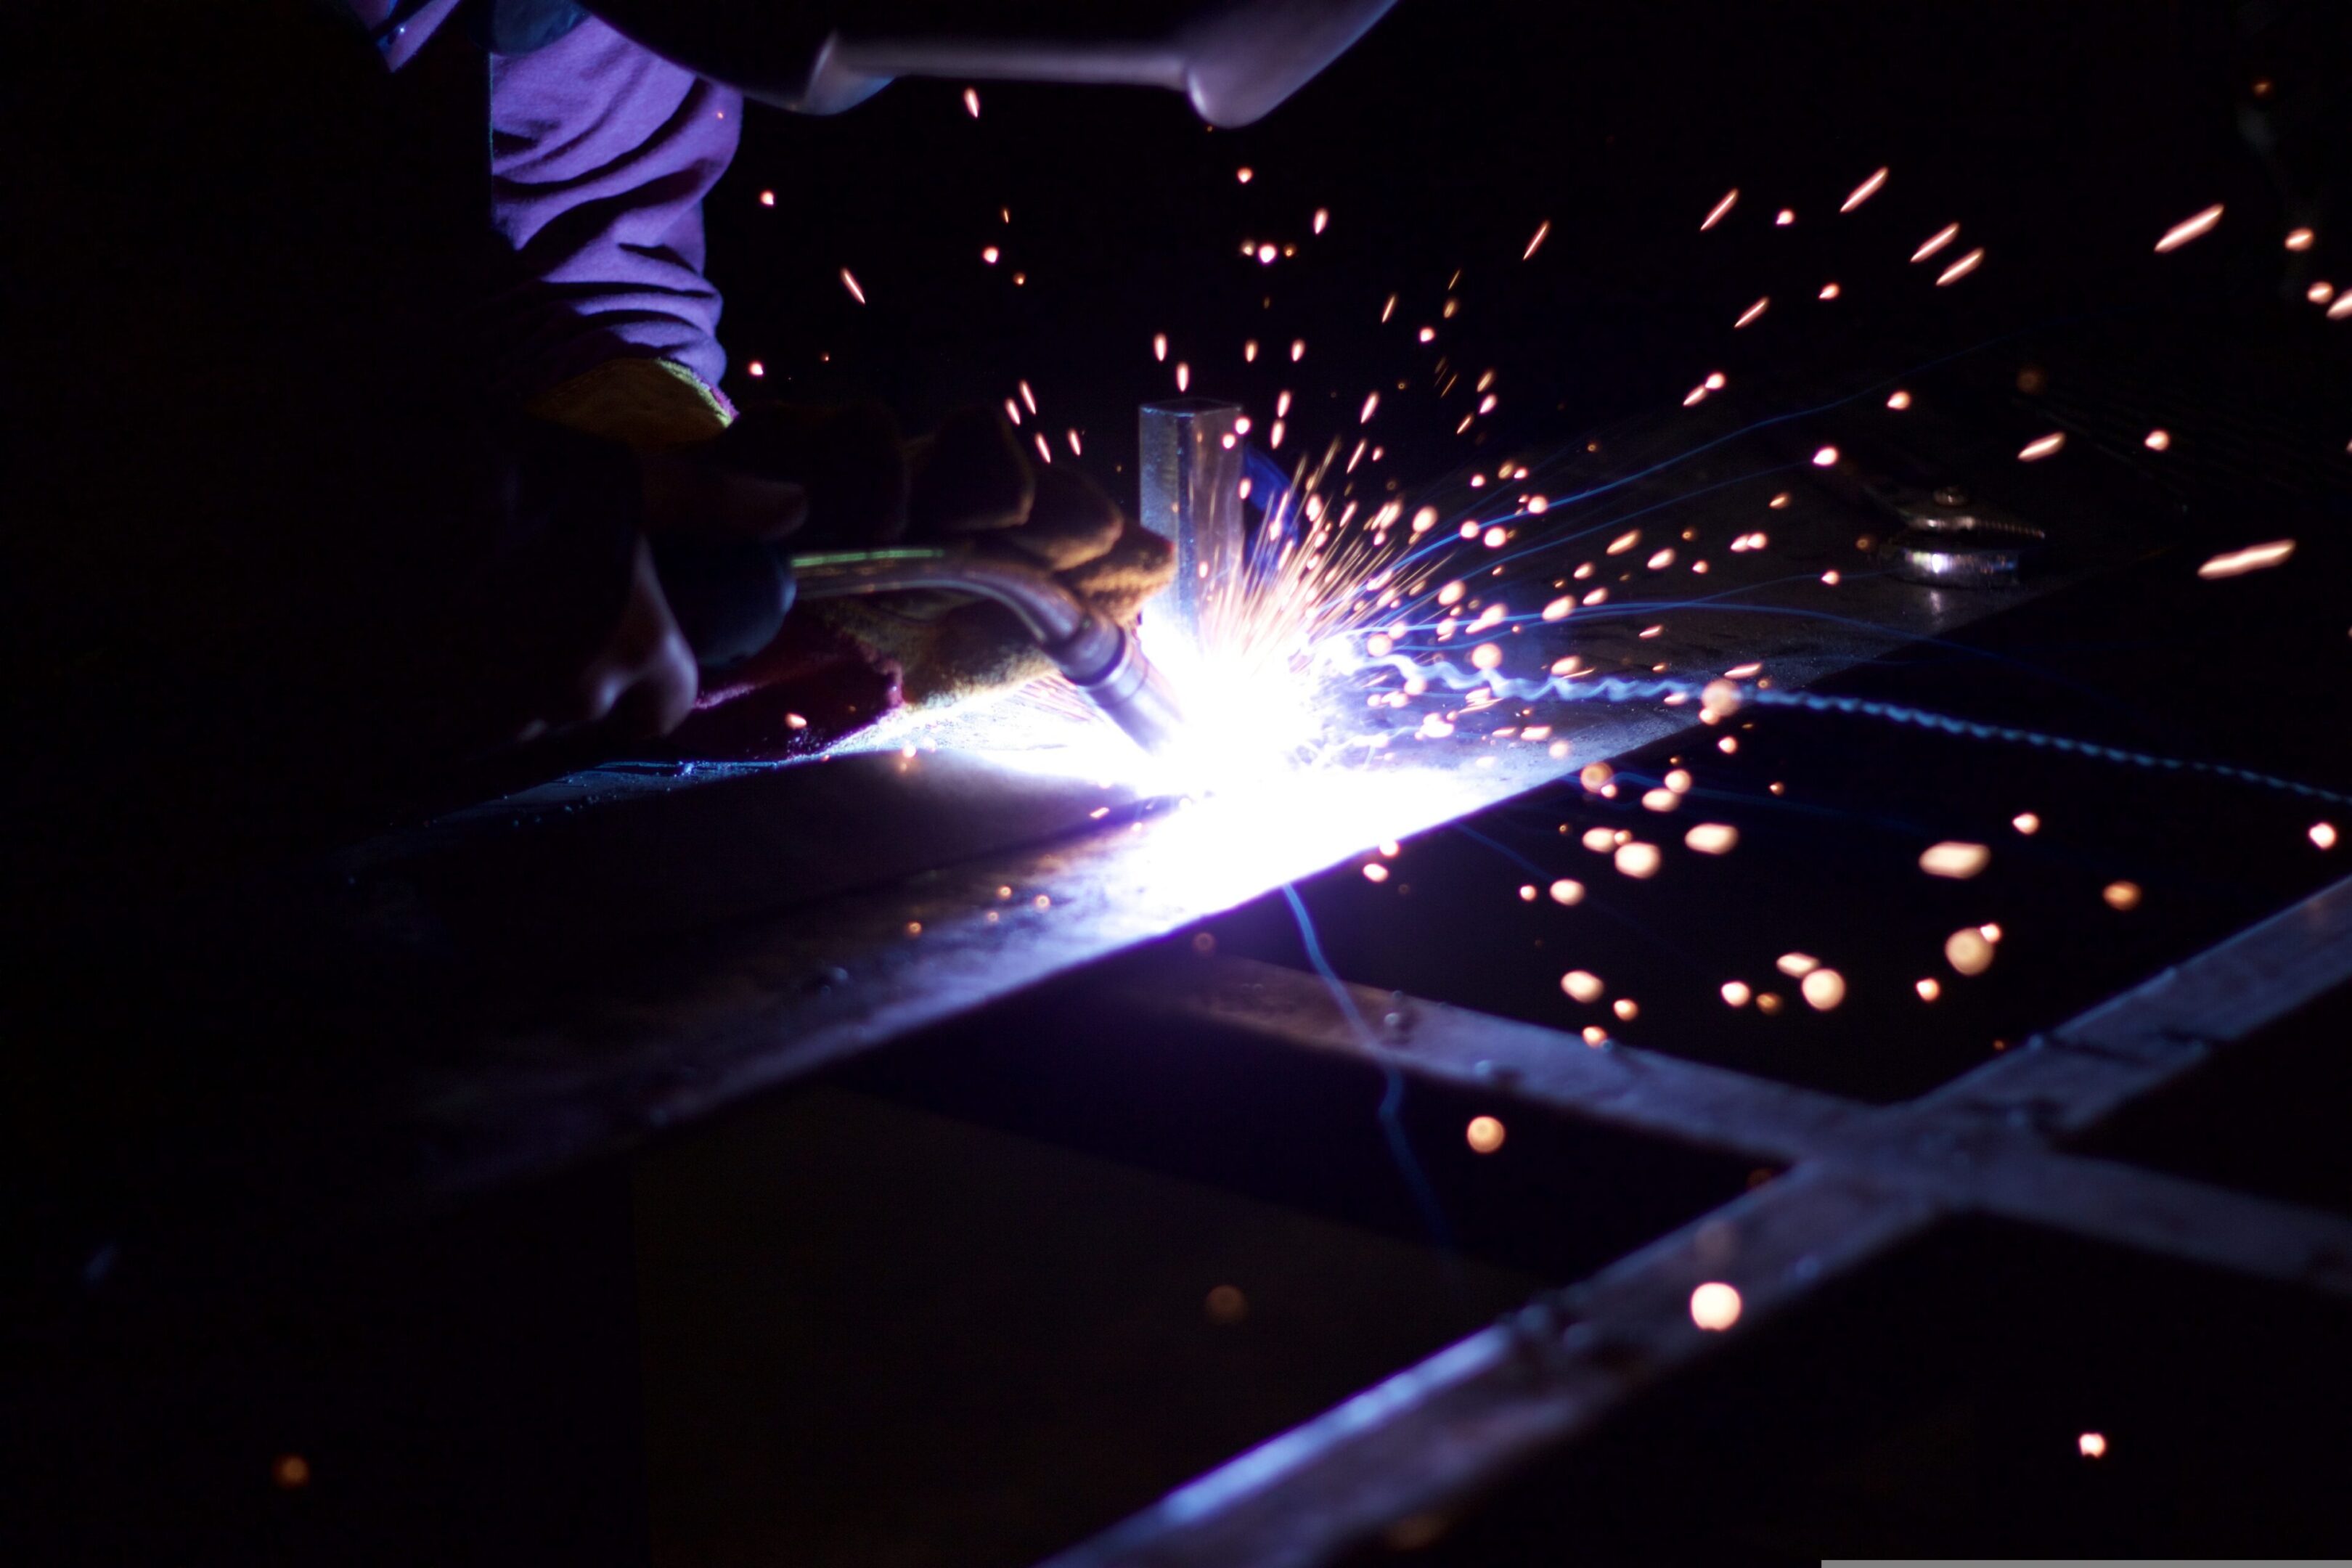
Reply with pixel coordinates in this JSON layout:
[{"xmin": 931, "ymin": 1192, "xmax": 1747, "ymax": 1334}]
[{"xmin": 1138, "ymin": 398, "xmax": 1245, "ymax": 645}]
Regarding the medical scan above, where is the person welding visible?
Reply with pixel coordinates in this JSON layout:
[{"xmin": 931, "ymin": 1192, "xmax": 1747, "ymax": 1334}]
[{"xmin": 3, "ymin": 0, "xmax": 1393, "ymax": 920}]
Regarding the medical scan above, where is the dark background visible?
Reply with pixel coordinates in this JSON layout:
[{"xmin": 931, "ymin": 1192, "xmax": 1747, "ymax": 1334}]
[
  {"xmin": 705, "ymin": 0, "xmax": 2345, "ymax": 506},
  {"xmin": 15, "ymin": 4, "xmax": 2352, "ymax": 1564}
]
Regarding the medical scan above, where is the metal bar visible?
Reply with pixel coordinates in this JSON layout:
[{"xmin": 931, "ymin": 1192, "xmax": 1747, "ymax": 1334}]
[
  {"xmin": 1044, "ymin": 871, "xmax": 2352, "ymax": 1567},
  {"xmin": 1042, "ymin": 1166, "xmax": 1940, "ymax": 1568},
  {"xmin": 1959, "ymin": 1148, "xmax": 2352, "ymax": 1297},
  {"xmin": 1914, "ymin": 868, "xmax": 2352, "ymax": 1137},
  {"xmin": 1092, "ymin": 951, "xmax": 1865, "ymax": 1165},
  {"xmin": 1138, "ymin": 398, "xmax": 1245, "ymax": 645}
]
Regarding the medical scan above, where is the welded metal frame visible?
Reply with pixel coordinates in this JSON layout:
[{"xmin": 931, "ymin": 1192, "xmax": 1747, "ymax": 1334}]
[{"xmin": 1040, "ymin": 873, "xmax": 2352, "ymax": 1567}]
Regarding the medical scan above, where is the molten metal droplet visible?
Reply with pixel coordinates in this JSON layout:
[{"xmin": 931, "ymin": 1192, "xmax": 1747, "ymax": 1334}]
[
  {"xmin": 1690, "ymin": 1282, "xmax": 1741, "ymax": 1331},
  {"xmin": 2155, "ymin": 204, "xmax": 2224, "ymax": 252},
  {"xmin": 1919, "ymin": 841, "xmax": 1990, "ymax": 879},
  {"xmin": 2197, "ymin": 539, "xmax": 2295, "ymax": 579},
  {"xmin": 1945, "ymin": 928, "xmax": 1995, "ymax": 976},
  {"xmin": 1466, "ymin": 1115, "xmax": 1506, "ymax": 1153},
  {"xmin": 1840, "ymin": 167, "xmax": 1889, "ymax": 211},
  {"xmin": 1801, "ymin": 968, "xmax": 1846, "ymax": 1010}
]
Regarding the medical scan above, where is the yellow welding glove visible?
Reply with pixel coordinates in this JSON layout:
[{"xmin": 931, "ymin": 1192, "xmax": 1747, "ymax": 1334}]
[{"xmin": 804, "ymin": 407, "xmax": 1176, "ymax": 708}]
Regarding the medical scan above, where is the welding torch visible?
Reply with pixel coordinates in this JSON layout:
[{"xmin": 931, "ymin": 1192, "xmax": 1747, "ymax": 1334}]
[{"xmin": 652, "ymin": 537, "xmax": 1187, "ymax": 756}]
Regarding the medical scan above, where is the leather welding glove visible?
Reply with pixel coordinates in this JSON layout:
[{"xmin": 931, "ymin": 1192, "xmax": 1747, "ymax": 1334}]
[{"xmin": 800, "ymin": 406, "xmax": 1176, "ymax": 708}]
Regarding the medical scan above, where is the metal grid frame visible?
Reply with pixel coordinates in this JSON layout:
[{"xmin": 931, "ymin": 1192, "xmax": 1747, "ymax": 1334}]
[{"xmin": 1040, "ymin": 873, "xmax": 2352, "ymax": 1567}]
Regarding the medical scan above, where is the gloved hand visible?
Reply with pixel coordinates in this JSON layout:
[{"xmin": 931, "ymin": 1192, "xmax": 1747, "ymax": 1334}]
[{"xmin": 802, "ymin": 406, "xmax": 1176, "ymax": 707}]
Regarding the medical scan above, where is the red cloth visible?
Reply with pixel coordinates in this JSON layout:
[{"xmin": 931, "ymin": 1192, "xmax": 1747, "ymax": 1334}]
[{"xmin": 665, "ymin": 621, "xmax": 903, "ymax": 760}]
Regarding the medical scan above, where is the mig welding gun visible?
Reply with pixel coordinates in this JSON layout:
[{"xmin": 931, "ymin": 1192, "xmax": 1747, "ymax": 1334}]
[{"xmin": 495, "ymin": 0, "xmax": 1397, "ymax": 754}]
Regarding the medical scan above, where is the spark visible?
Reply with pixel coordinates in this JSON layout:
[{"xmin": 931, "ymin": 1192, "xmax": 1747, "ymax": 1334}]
[
  {"xmin": 1689, "ymin": 1282, "xmax": 1741, "ymax": 1331},
  {"xmin": 1945, "ymin": 927, "xmax": 1994, "ymax": 976},
  {"xmin": 963, "ymin": 86, "xmax": 981, "ymax": 118},
  {"xmin": 1018, "ymin": 380, "xmax": 1037, "ymax": 414},
  {"xmin": 1935, "ymin": 247, "xmax": 1985, "ymax": 285},
  {"xmin": 1819, "ymin": 282, "xmax": 1842, "ymax": 299},
  {"xmin": 1812, "ymin": 446, "xmax": 1840, "ymax": 467},
  {"xmin": 1314, "ymin": 208, "xmax": 1330, "ymax": 234},
  {"xmin": 2155, "ymin": 203, "xmax": 2224, "ymax": 252},
  {"xmin": 1067, "ymin": 428, "xmax": 1082, "ymax": 457},
  {"xmin": 1176, "ymin": 362, "xmax": 1191, "ymax": 391},
  {"xmin": 2017, "ymin": 432, "xmax": 2067, "ymax": 461},
  {"xmin": 1362, "ymin": 862, "xmax": 1389, "ymax": 883},
  {"xmin": 2012, "ymin": 812, "xmax": 2041, "ymax": 834},
  {"xmin": 2308, "ymin": 282, "xmax": 2335, "ymax": 304},
  {"xmin": 981, "ymin": 245, "xmax": 1000, "ymax": 264},
  {"xmin": 746, "ymin": 360, "xmax": 765, "ymax": 378},
  {"xmin": 1291, "ymin": 339, "xmax": 1307, "ymax": 362},
  {"xmin": 1033, "ymin": 432, "xmax": 1053, "ymax": 464},
  {"xmin": 1561, "ymin": 970, "xmax": 1604, "ymax": 1003},
  {"xmin": 1920, "ymin": 841, "xmax": 1990, "ymax": 878},
  {"xmin": 1466, "ymin": 1116, "xmax": 1506, "ymax": 1153},
  {"xmin": 2103, "ymin": 880, "xmax": 2142, "ymax": 910},
  {"xmin": 1360, "ymin": 391, "xmax": 1380, "ymax": 423},
  {"xmin": 758, "ymin": 189, "xmax": 775, "ymax": 207},
  {"xmin": 2285, "ymin": 227, "xmax": 2315, "ymax": 251},
  {"xmin": 1685, "ymin": 823, "xmax": 1738, "ymax": 854},
  {"xmin": 1734, "ymin": 296, "xmax": 1770, "ymax": 328},
  {"xmin": 1841, "ymin": 166, "xmax": 1889, "ymax": 211},
  {"xmin": 1614, "ymin": 842, "xmax": 1662, "ymax": 878},
  {"xmin": 1701, "ymin": 189, "xmax": 1739, "ymax": 231},
  {"xmin": 1774, "ymin": 208, "xmax": 1794, "ymax": 226},
  {"xmin": 2078, "ymin": 1432, "xmax": 2108, "ymax": 1459},
  {"xmin": 1916, "ymin": 978, "xmax": 1941, "ymax": 1001},
  {"xmin": 840, "ymin": 266, "xmax": 866, "ymax": 304},
  {"xmin": 1911, "ymin": 223, "xmax": 1961, "ymax": 263},
  {"xmin": 1887, "ymin": 389, "xmax": 1912, "ymax": 409},
  {"xmin": 1524, "ymin": 219, "xmax": 1551, "ymax": 259},
  {"xmin": 1721, "ymin": 981, "xmax": 1752, "ymax": 1008},
  {"xmin": 2197, "ymin": 539, "xmax": 2295, "ymax": 579},
  {"xmin": 2331, "ymin": 295, "xmax": 2352, "ymax": 322},
  {"xmin": 1153, "ymin": 332, "xmax": 1169, "ymax": 362},
  {"xmin": 1003, "ymin": 398, "xmax": 1021, "ymax": 425},
  {"xmin": 1236, "ymin": 166, "xmax": 1254, "ymax": 184},
  {"xmin": 2144, "ymin": 428, "xmax": 2171, "ymax": 450},
  {"xmin": 1801, "ymin": 968, "xmax": 1846, "ymax": 1010},
  {"xmin": 1549, "ymin": 878, "xmax": 1585, "ymax": 905},
  {"xmin": 2312, "ymin": 822, "xmax": 2338, "ymax": 849}
]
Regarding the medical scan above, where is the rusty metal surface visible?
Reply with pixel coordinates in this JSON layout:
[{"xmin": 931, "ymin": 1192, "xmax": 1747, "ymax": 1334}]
[{"xmin": 1040, "ymin": 870, "xmax": 2352, "ymax": 1567}]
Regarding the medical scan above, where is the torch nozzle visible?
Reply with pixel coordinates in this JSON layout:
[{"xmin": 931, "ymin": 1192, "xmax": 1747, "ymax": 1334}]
[{"xmin": 788, "ymin": 547, "xmax": 1188, "ymax": 756}]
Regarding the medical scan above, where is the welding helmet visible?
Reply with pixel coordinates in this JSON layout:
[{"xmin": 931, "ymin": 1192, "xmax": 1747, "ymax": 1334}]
[{"xmin": 470, "ymin": 0, "xmax": 1397, "ymax": 126}]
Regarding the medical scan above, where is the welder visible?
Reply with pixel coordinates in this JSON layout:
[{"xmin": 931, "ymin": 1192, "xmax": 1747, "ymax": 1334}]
[{"xmin": 3, "ymin": 0, "xmax": 1393, "ymax": 925}]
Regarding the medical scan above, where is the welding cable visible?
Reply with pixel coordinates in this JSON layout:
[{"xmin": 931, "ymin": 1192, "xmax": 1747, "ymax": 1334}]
[
  {"xmin": 1278, "ymin": 883, "xmax": 1462, "ymax": 1280},
  {"xmin": 1539, "ymin": 677, "xmax": 2352, "ymax": 812}
]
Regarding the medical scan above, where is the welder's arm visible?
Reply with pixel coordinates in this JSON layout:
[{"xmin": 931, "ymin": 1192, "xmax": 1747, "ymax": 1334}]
[{"xmin": 486, "ymin": 15, "xmax": 743, "ymax": 420}]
